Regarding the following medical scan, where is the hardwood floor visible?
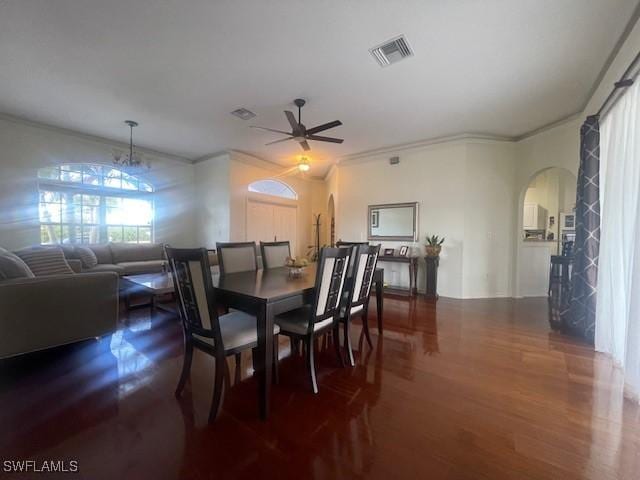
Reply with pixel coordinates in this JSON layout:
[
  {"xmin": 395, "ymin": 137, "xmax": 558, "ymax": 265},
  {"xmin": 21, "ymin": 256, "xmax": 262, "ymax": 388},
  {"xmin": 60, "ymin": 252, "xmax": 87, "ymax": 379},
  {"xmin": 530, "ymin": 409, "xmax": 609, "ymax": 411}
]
[{"xmin": 1, "ymin": 295, "xmax": 639, "ymax": 479}]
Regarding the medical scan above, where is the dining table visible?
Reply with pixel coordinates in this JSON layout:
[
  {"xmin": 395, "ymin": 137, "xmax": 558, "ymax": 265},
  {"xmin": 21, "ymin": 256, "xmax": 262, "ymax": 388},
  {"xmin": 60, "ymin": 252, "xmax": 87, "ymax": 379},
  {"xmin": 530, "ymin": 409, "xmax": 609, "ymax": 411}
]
[{"xmin": 212, "ymin": 264, "xmax": 384, "ymax": 420}]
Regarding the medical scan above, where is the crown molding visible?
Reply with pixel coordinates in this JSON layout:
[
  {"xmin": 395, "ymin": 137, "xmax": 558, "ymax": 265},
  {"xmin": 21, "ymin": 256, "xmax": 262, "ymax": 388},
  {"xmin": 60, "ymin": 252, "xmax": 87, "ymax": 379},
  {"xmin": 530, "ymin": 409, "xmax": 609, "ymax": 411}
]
[
  {"xmin": 513, "ymin": 112, "xmax": 582, "ymax": 142},
  {"xmin": 581, "ymin": 0, "xmax": 640, "ymax": 116},
  {"xmin": 323, "ymin": 164, "xmax": 338, "ymax": 181},
  {"xmin": 0, "ymin": 112, "xmax": 192, "ymax": 164},
  {"xmin": 336, "ymin": 133, "xmax": 513, "ymax": 166}
]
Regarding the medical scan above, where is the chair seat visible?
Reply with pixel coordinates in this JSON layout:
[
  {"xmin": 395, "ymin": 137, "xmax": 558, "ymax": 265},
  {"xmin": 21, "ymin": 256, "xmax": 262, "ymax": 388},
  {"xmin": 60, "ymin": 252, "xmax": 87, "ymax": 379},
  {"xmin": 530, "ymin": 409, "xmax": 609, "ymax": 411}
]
[
  {"xmin": 275, "ymin": 306, "xmax": 334, "ymax": 335},
  {"xmin": 340, "ymin": 304, "xmax": 364, "ymax": 318},
  {"xmin": 194, "ymin": 310, "xmax": 280, "ymax": 352}
]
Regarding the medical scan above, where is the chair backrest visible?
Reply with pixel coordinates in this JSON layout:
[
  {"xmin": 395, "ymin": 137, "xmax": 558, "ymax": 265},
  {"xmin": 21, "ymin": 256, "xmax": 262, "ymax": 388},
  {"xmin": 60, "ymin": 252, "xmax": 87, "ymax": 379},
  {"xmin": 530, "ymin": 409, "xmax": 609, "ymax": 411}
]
[
  {"xmin": 165, "ymin": 247, "xmax": 223, "ymax": 347},
  {"xmin": 216, "ymin": 242, "xmax": 258, "ymax": 275},
  {"xmin": 336, "ymin": 241, "xmax": 369, "ymax": 247},
  {"xmin": 260, "ymin": 241, "xmax": 291, "ymax": 269},
  {"xmin": 307, "ymin": 247, "xmax": 351, "ymax": 333},
  {"xmin": 336, "ymin": 241, "xmax": 369, "ymax": 277},
  {"xmin": 348, "ymin": 244, "xmax": 380, "ymax": 310}
]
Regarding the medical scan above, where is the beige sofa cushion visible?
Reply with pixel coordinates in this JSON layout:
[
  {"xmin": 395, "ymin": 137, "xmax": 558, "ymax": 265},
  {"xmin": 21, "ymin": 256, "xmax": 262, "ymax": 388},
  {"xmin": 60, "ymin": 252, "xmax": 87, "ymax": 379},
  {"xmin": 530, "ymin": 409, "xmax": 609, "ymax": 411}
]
[
  {"xmin": 110, "ymin": 243, "xmax": 164, "ymax": 263},
  {"xmin": 76, "ymin": 245, "xmax": 98, "ymax": 268},
  {"xmin": 87, "ymin": 244, "xmax": 113, "ymax": 264},
  {"xmin": 117, "ymin": 260, "xmax": 167, "ymax": 275},
  {"xmin": 84, "ymin": 264, "xmax": 125, "ymax": 275},
  {"xmin": 14, "ymin": 246, "xmax": 74, "ymax": 277},
  {"xmin": 0, "ymin": 247, "xmax": 35, "ymax": 281}
]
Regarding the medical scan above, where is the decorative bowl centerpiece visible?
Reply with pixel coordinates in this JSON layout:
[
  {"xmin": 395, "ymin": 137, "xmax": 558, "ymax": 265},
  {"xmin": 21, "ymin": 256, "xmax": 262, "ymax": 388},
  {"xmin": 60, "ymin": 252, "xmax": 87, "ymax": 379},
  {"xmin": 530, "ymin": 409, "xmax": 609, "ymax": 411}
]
[{"xmin": 285, "ymin": 256, "xmax": 309, "ymax": 277}]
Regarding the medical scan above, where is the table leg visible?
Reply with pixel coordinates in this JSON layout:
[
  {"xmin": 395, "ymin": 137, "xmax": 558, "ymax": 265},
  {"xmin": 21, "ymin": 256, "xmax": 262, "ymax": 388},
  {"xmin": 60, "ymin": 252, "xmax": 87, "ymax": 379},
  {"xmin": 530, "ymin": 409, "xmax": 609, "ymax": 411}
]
[
  {"xmin": 256, "ymin": 302, "xmax": 274, "ymax": 420},
  {"xmin": 375, "ymin": 279, "xmax": 383, "ymax": 334}
]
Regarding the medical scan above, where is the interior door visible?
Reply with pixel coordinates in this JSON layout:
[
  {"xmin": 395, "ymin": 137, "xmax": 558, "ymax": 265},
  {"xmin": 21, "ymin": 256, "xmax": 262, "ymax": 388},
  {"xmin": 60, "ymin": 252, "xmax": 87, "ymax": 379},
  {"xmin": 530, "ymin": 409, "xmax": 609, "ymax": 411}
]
[
  {"xmin": 273, "ymin": 204, "xmax": 297, "ymax": 255},
  {"xmin": 246, "ymin": 200, "xmax": 297, "ymax": 255},
  {"xmin": 246, "ymin": 201, "xmax": 275, "ymax": 243}
]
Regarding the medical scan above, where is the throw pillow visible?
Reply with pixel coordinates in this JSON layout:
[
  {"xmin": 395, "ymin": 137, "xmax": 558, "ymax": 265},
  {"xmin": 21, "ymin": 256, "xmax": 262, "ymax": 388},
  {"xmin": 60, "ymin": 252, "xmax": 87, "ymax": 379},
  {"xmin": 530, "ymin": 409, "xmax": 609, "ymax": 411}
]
[
  {"xmin": 14, "ymin": 246, "xmax": 74, "ymax": 276},
  {"xmin": 76, "ymin": 245, "xmax": 98, "ymax": 269},
  {"xmin": 0, "ymin": 249, "xmax": 35, "ymax": 280}
]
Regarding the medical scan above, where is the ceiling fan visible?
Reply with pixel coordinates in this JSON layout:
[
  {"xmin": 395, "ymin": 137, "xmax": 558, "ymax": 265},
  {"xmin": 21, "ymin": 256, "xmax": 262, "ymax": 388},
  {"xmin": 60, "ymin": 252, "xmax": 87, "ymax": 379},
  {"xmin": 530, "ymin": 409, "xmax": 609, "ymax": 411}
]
[{"xmin": 251, "ymin": 99, "xmax": 343, "ymax": 152}]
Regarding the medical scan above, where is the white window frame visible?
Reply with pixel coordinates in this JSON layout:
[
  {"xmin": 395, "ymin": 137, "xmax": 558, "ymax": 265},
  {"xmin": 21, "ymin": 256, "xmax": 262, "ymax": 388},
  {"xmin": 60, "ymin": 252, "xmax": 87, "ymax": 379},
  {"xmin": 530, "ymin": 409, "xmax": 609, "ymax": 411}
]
[{"xmin": 38, "ymin": 164, "xmax": 154, "ymax": 244}]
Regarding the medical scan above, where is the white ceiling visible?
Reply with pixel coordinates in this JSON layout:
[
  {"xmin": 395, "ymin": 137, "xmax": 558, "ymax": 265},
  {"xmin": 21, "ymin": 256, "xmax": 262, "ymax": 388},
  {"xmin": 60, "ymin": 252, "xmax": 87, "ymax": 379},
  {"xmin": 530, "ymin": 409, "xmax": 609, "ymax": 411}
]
[{"xmin": 0, "ymin": 0, "xmax": 637, "ymax": 176}]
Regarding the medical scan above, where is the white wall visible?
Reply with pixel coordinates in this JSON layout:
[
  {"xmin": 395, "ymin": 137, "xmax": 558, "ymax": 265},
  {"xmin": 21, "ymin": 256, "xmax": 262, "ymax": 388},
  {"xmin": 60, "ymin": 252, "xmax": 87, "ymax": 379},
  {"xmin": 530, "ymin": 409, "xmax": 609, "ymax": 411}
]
[
  {"xmin": 0, "ymin": 116, "xmax": 196, "ymax": 250},
  {"xmin": 462, "ymin": 141, "xmax": 517, "ymax": 298},
  {"xmin": 335, "ymin": 139, "xmax": 516, "ymax": 298},
  {"xmin": 194, "ymin": 153, "xmax": 231, "ymax": 247}
]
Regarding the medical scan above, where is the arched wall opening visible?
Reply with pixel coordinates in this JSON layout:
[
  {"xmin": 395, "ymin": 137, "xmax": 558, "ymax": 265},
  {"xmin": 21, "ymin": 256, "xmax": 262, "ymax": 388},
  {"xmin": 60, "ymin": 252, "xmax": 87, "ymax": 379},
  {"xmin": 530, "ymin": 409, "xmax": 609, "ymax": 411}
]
[{"xmin": 514, "ymin": 166, "xmax": 577, "ymax": 297}]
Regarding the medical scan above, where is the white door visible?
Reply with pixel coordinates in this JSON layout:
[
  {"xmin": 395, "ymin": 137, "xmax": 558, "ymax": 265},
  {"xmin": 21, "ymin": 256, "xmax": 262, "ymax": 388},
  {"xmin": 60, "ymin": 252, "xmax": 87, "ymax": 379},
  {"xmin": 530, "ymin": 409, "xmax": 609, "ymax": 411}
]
[
  {"xmin": 247, "ymin": 201, "xmax": 275, "ymax": 242},
  {"xmin": 273, "ymin": 204, "xmax": 297, "ymax": 255},
  {"xmin": 246, "ymin": 200, "xmax": 297, "ymax": 255}
]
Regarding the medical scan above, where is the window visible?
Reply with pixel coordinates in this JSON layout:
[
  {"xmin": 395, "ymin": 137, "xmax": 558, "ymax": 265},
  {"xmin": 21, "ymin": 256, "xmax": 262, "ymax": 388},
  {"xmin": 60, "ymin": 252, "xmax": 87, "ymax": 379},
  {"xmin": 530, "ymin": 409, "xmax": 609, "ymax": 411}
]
[
  {"xmin": 38, "ymin": 164, "xmax": 153, "ymax": 244},
  {"xmin": 248, "ymin": 179, "xmax": 297, "ymax": 200}
]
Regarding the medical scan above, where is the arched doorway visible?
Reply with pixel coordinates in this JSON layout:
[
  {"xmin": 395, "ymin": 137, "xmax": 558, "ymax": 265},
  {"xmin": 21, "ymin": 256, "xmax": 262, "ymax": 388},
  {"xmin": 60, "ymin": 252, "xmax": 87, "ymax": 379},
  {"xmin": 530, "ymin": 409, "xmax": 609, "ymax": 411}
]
[
  {"xmin": 515, "ymin": 167, "xmax": 576, "ymax": 297},
  {"xmin": 327, "ymin": 194, "xmax": 335, "ymax": 247}
]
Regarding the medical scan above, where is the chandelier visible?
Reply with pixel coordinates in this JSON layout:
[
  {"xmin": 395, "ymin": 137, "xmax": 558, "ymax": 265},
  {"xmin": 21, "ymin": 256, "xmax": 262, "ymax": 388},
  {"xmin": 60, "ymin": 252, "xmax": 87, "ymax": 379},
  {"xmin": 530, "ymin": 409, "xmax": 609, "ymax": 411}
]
[{"xmin": 113, "ymin": 120, "xmax": 150, "ymax": 169}]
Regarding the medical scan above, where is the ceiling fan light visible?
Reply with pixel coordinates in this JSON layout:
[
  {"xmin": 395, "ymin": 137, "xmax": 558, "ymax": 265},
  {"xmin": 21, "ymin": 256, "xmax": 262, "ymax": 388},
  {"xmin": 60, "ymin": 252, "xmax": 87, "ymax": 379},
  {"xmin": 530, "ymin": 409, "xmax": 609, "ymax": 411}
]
[{"xmin": 298, "ymin": 158, "xmax": 310, "ymax": 172}]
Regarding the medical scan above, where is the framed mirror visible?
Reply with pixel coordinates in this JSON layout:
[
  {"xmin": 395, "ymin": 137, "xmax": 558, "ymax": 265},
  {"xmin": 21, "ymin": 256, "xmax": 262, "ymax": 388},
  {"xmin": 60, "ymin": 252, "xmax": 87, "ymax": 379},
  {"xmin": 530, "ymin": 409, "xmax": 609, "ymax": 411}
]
[{"xmin": 368, "ymin": 202, "xmax": 419, "ymax": 241}]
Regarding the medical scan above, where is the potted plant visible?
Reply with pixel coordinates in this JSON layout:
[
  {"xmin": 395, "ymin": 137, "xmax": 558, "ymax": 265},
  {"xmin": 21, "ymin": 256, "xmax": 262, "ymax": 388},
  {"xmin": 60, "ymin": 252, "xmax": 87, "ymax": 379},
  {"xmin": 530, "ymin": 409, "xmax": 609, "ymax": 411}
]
[{"xmin": 425, "ymin": 235, "xmax": 445, "ymax": 257}]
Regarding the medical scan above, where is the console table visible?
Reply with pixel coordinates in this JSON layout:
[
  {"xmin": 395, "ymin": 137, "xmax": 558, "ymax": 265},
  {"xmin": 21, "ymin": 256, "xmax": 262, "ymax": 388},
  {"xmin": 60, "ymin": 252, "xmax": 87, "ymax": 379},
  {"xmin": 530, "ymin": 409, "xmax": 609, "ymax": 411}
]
[{"xmin": 377, "ymin": 255, "xmax": 418, "ymax": 296}]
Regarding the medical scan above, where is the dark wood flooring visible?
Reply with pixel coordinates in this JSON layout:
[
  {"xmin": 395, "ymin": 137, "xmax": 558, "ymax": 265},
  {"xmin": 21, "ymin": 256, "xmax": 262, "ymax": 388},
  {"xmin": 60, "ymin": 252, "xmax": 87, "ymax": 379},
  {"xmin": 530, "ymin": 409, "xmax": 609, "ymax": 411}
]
[{"xmin": 1, "ymin": 295, "xmax": 639, "ymax": 479}]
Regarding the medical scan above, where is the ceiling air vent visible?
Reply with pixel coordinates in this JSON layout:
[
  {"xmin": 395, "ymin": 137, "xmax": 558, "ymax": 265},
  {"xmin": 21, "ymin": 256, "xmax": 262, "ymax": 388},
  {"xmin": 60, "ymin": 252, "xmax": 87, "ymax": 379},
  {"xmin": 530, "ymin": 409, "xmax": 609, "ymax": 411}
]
[
  {"xmin": 370, "ymin": 35, "xmax": 413, "ymax": 67},
  {"xmin": 231, "ymin": 108, "xmax": 256, "ymax": 120}
]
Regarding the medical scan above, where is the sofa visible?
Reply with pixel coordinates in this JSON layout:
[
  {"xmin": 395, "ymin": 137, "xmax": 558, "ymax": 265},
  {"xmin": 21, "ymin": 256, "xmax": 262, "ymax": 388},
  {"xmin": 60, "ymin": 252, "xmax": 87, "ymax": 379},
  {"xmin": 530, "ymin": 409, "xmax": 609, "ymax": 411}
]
[
  {"xmin": 0, "ymin": 245, "xmax": 118, "ymax": 359},
  {"xmin": 63, "ymin": 242, "xmax": 168, "ymax": 276}
]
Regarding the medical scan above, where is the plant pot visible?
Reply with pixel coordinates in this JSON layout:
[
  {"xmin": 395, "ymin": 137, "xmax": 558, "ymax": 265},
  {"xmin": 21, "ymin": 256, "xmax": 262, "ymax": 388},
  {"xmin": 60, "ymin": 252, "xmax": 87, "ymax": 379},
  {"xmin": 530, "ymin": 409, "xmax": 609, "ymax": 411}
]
[{"xmin": 425, "ymin": 245, "xmax": 441, "ymax": 257}]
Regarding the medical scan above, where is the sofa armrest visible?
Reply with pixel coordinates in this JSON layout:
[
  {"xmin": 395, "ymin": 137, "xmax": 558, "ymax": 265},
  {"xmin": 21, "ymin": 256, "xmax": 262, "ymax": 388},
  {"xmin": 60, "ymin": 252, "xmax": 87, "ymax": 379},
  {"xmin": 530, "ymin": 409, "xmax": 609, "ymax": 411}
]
[
  {"xmin": 0, "ymin": 272, "xmax": 119, "ymax": 358},
  {"xmin": 67, "ymin": 259, "xmax": 83, "ymax": 273}
]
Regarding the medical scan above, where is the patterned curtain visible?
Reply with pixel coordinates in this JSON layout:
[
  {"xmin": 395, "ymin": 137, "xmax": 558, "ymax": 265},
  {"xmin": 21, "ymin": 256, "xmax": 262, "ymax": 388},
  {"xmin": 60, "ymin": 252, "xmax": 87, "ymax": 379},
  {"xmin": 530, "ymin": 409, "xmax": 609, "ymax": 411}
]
[{"xmin": 563, "ymin": 115, "xmax": 601, "ymax": 343}]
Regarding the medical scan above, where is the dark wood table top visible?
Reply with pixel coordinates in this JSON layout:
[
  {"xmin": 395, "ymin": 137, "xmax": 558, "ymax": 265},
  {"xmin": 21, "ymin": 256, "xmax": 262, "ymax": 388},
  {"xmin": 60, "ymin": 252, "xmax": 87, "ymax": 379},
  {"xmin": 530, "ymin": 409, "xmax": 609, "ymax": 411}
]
[
  {"xmin": 213, "ymin": 265, "xmax": 317, "ymax": 302},
  {"xmin": 213, "ymin": 265, "xmax": 385, "ymax": 302},
  {"xmin": 124, "ymin": 265, "xmax": 384, "ymax": 303}
]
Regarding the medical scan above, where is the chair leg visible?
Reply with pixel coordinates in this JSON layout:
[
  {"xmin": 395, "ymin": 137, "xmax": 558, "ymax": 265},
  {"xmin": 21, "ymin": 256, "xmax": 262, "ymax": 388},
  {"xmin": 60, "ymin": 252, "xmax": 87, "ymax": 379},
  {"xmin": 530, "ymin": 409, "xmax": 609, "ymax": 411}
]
[
  {"xmin": 290, "ymin": 337, "xmax": 299, "ymax": 356},
  {"xmin": 273, "ymin": 335, "xmax": 280, "ymax": 385},
  {"xmin": 175, "ymin": 339, "xmax": 193, "ymax": 397},
  {"xmin": 208, "ymin": 354, "xmax": 227, "ymax": 423},
  {"xmin": 333, "ymin": 325, "xmax": 344, "ymax": 367},
  {"xmin": 361, "ymin": 312, "xmax": 373, "ymax": 349},
  {"xmin": 344, "ymin": 318, "xmax": 355, "ymax": 367},
  {"xmin": 234, "ymin": 352, "xmax": 242, "ymax": 385},
  {"xmin": 306, "ymin": 337, "xmax": 319, "ymax": 394}
]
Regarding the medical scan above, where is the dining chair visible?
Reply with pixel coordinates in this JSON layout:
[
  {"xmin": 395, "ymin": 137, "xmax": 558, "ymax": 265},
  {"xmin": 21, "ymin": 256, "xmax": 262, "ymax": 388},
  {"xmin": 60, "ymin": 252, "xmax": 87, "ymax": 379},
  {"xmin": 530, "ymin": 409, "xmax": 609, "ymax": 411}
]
[
  {"xmin": 216, "ymin": 242, "xmax": 258, "ymax": 274},
  {"xmin": 274, "ymin": 246, "xmax": 351, "ymax": 394},
  {"xmin": 335, "ymin": 241, "xmax": 369, "ymax": 247},
  {"xmin": 260, "ymin": 241, "xmax": 291, "ymax": 269},
  {"xmin": 165, "ymin": 246, "xmax": 280, "ymax": 422},
  {"xmin": 340, "ymin": 244, "xmax": 380, "ymax": 365}
]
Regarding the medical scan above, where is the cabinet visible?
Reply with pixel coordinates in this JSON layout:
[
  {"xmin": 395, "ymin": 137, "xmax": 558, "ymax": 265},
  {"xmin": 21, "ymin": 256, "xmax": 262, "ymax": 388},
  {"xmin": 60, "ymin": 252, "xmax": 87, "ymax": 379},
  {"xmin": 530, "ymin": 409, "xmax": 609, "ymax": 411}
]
[{"xmin": 523, "ymin": 203, "xmax": 548, "ymax": 230}]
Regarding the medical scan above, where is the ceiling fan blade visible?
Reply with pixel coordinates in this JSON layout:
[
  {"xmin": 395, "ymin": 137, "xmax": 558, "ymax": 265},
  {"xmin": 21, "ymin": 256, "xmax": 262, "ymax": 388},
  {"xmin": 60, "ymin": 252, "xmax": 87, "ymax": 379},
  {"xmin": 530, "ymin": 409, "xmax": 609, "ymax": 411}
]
[
  {"xmin": 284, "ymin": 110, "xmax": 300, "ymax": 133},
  {"xmin": 265, "ymin": 137, "xmax": 294, "ymax": 146},
  {"xmin": 306, "ymin": 135, "xmax": 344, "ymax": 144},
  {"xmin": 300, "ymin": 140, "xmax": 311, "ymax": 151},
  {"xmin": 250, "ymin": 126, "xmax": 293, "ymax": 136},
  {"xmin": 305, "ymin": 120, "xmax": 342, "ymax": 136}
]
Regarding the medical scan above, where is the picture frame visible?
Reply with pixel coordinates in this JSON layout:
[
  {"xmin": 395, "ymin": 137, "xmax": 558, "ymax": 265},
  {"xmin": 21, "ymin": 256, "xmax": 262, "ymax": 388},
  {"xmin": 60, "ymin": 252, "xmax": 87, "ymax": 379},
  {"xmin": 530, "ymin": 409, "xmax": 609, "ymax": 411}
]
[
  {"xmin": 371, "ymin": 210, "xmax": 379, "ymax": 228},
  {"xmin": 399, "ymin": 245, "xmax": 409, "ymax": 257},
  {"xmin": 383, "ymin": 248, "xmax": 395, "ymax": 256}
]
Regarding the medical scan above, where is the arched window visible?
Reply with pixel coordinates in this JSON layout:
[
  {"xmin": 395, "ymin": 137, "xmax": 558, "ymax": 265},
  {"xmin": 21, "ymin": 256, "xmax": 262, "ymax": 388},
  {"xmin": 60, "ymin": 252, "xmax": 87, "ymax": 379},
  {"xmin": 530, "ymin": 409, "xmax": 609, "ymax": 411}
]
[
  {"xmin": 248, "ymin": 179, "xmax": 297, "ymax": 200},
  {"xmin": 38, "ymin": 164, "xmax": 154, "ymax": 244}
]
